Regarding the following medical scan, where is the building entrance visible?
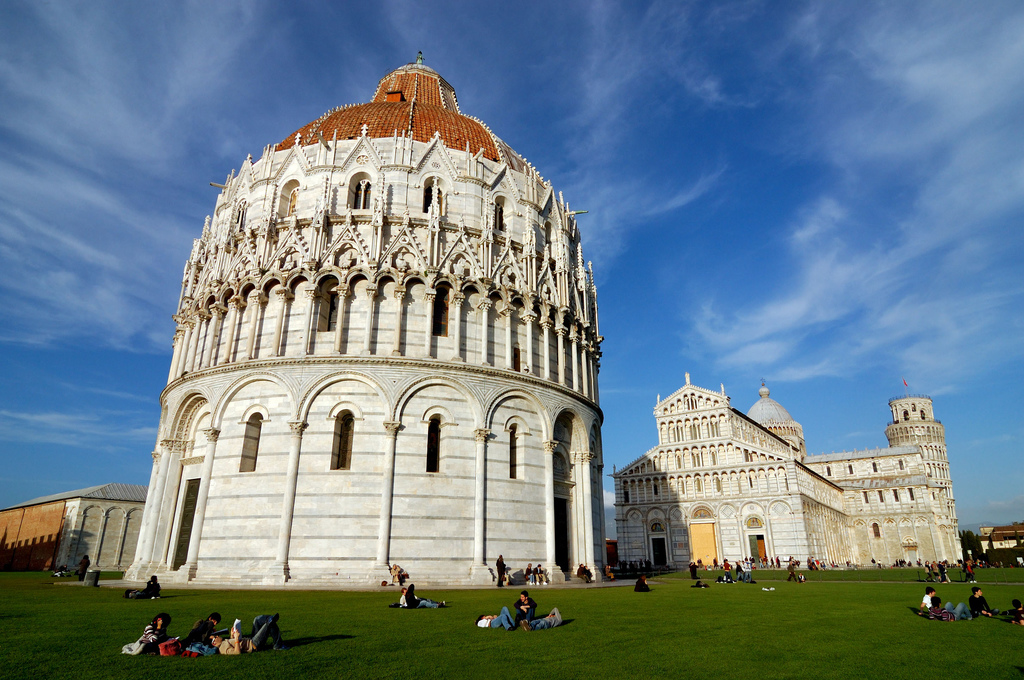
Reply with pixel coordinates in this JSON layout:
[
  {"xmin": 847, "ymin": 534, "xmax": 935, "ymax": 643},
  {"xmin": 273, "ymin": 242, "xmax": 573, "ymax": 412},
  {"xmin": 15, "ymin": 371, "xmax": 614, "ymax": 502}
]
[
  {"xmin": 651, "ymin": 537, "xmax": 667, "ymax": 565},
  {"xmin": 172, "ymin": 479, "xmax": 200, "ymax": 570},
  {"xmin": 690, "ymin": 523, "xmax": 717, "ymax": 565},
  {"xmin": 554, "ymin": 497, "xmax": 570, "ymax": 573},
  {"xmin": 748, "ymin": 534, "xmax": 767, "ymax": 561}
]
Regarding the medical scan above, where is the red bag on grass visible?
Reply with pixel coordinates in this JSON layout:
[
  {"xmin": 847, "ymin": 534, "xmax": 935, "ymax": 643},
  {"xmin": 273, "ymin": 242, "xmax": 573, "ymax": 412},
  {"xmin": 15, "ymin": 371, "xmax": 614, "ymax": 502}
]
[{"xmin": 158, "ymin": 638, "xmax": 182, "ymax": 656}]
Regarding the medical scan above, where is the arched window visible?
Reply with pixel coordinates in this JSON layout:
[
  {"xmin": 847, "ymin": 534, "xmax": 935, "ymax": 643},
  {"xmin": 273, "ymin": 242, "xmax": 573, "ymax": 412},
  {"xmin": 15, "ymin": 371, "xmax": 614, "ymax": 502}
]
[
  {"xmin": 423, "ymin": 178, "xmax": 444, "ymax": 214},
  {"xmin": 331, "ymin": 413, "xmax": 354, "ymax": 470},
  {"xmin": 508, "ymin": 424, "xmax": 518, "ymax": 479},
  {"xmin": 234, "ymin": 201, "xmax": 247, "ymax": 229},
  {"xmin": 493, "ymin": 199, "xmax": 505, "ymax": 231},
  {"xmin": 690, "ymin": 424, "xmax": 699, "ymax": 440},
  {"xmin": 286, "ymin": 188, "xmax": 299, "ymax": 217},
  {"xmin": 694, "ymin": 477, "xmax": 703, "ymax": 493},
  {"xmin": 513, "ymin": 346, "xmax": 521, "ymax": 372},
  {"xmin": 872, "ymin": 523, "xmax": 881, "ymax": 538},
  {"xmin": 326, "ymin": 291, "xmax": 340, "ymax": 331},
  {"xmin": 921, "ymin": 410, "xmax": 927, "ymax": 420},
  {"xmin": 872, "ymin": 462, "xmax": 878, "ymax": 472},
  {"xmin": 653, "ymin": 483, "xmax": 659, "ymax": 496},
  {"xmin": 426, "ymin": 417, "xmax": 441, "ymax": 473},
  {"xmin": 623, "ymin": 488, "xmax": 629, "ymax": 504},
  {"xmin": 651, "ymin": 522, "xmax": 665, "ymax": 532},
  {"xmin": 353, "ymin": 179, "xmax": 372, "ymax": 210},
  {"xmin": 432, "ymin": 288, "xmax": 449, "ymax": 336},
  {"xmin": 902, "ymin": 410, "xmax": 909, "ymax": 421},
  {"xmin": 240, "ymin": 413, "xmax": 263, "ymax": 472},
  {"xmin": 714, "ymin": 477, "xmax": 722, "ymax": 493}
]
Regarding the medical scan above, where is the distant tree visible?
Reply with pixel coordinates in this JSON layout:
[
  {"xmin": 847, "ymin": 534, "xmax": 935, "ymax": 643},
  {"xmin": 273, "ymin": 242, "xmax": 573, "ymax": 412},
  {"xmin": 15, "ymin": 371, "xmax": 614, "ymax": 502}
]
[{"xmin": 959, "ymin": 530, "xmax": 984, "ymax": 561}]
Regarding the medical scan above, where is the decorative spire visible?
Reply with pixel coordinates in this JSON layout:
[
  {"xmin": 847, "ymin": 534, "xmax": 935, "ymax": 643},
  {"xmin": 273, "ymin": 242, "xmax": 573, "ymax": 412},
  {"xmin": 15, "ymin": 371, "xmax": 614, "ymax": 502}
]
[{"xmin": 416, "ymin": 51, "xmax": 424, "ymax": 65}]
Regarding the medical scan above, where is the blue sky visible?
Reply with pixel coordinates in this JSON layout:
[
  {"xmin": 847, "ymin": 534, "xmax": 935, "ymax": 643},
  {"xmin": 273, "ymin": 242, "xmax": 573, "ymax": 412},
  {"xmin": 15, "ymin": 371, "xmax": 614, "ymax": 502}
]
[{"xmin": 1, "ymin": 0, "xmax": 1021, "ymax": 532}]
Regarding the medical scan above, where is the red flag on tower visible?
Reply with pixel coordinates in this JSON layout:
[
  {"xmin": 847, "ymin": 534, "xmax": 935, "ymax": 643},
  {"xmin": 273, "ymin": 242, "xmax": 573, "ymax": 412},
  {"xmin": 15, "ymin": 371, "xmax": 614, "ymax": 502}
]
[{"xmin": 903, "ymin": 377, "xmax": 908, "ymax": 388}]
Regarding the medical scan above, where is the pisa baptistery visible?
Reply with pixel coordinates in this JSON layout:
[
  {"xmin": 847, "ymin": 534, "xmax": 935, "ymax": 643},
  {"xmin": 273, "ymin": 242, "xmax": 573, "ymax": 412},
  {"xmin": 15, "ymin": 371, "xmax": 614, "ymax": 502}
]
[{"xmin": 126, "ymin": 57, "xmax": 605, "ymax": 586}]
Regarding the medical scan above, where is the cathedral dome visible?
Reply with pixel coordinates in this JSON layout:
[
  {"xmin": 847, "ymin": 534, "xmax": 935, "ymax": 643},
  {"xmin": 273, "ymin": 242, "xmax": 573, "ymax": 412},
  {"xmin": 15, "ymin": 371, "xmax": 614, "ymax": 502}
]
[
  {"xmin": 274, "ymin": 60, "xmax": 524, "ymax": 169},
  {"xmin": 747, "ymin": 385, "xmax": 796, "ymax": 426}
]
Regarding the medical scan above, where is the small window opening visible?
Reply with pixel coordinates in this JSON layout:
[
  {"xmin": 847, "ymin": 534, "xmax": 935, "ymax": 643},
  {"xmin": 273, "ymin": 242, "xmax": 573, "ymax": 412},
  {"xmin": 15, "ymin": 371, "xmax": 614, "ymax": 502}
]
[
  {"xmin": 513, "ymin": 347, "xmax": 521, "ymax": 372},
  {"xmin": 848, "ymin": 464, "xmax": 853, "ymax": 475},
  {"xmin": 872, "ymin": 462, "xmax": 878, "ymax": 473},
  {"xmin": 240, "ymin": 413, "xmax": 263, "ymax": 472},
  {"xmin": 326, "ymin": 292, "xmax": 340, "ymax": 332},
  {"xmin": 898, "ymin": 459, "xmax": 904, "ymax": 471},
  {"xmin": 878, "ymin": 490, "xmax": 885, "ymax": 502},
  {"xmin": 432, "ymin": 288, "xmax": 449, "ymax": 336},
  {"xmin": 386, "ymin": 91, "xmax": 405, "ymax": 102},
  {"xmin": 863, "ymin": 491, "xmax": 869, "ymax": 503},
  {"xmin": 509, "ymin": 424, "xmax": 518, "ymax": 479},
  {"xmin": 286, "ymin": 188, "xmax": 299, "ymax": 217},
  {"xmin": 623, "ymin": 489, "xmax": 629, "ymax": 504},
  {"xmin": 893, "ymin": 489, "xmax": 900, "ymax": 502},
  {"xmin": 909, "ymin": 488, "xmax": 915, "ymax": 501},
  {"xmin": 872, "ymin": 523, "xmax": 881, "ymax": 538},
  {"xmin": 353, "ymin": 180, "xmax": 372, "ymax": 210},
  {"xmin": 426, "ymin": 417, "xmax": 441, "ymax": 473},
  {"xmin": 331, "ymin": 413, "xmax": 354, "ymax": 470}
]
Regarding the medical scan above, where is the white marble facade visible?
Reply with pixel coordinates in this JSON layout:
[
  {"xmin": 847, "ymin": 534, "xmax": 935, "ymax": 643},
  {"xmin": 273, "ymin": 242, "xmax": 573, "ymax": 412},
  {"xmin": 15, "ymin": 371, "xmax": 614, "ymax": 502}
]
[
  {"xmin": 126, "ymin": 59, "xmax": 604, "ymax": 586},
  {"xmin": 614, "ymin": 376, "xmax": 959, "ymax": 567}
]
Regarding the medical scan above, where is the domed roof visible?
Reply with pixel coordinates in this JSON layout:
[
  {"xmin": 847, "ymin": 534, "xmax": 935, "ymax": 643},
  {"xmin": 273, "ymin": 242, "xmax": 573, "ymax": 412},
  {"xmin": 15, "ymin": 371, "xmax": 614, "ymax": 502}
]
[
  {"xmin": 275, "ymin": 59, "xmax": 524, "ymax": 168},
  {"xmin": 747, "ymin": 384, "xmax": 797, "ymax": 425}
]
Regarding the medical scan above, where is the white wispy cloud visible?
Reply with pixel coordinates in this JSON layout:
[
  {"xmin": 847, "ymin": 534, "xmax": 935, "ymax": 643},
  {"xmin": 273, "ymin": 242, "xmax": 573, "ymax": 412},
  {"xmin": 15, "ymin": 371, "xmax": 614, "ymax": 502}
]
[
  {"xmin": 692, "ymin": 2, "xmax": 1024, "ymax": 386},
  {"xmin": 0, "ymin": 409, "xmax": 157, "ymax": 450}
]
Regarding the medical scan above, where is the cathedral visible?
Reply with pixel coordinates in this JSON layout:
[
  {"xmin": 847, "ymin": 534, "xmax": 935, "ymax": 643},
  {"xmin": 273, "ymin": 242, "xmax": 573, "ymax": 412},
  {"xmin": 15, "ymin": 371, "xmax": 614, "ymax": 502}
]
[
  {"xmin": 126, "ymin": 57, "xmax": 605, "ymax": 586},
  {"xmin": 613, "ymin": 375, "xmax": 960, "ymax": 568}
]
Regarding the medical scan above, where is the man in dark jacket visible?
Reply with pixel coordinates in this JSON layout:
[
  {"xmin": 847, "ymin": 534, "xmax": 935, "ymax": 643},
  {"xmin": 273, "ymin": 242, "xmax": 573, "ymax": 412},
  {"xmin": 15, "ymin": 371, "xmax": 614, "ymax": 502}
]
[
  {"xmin": 182, "ymin": 612, "xmax": 222, "ymax": 647},
  {"xmin": 968, "ymin": 587, "xmax": 1000, "ymax": 617},
  {"xmin": 77, "ymin": 555, "xmax": 91, "ymax": 581},
  {"xmin": 513, "ymin": 591, "xmax": 537, "ymax": 625}
]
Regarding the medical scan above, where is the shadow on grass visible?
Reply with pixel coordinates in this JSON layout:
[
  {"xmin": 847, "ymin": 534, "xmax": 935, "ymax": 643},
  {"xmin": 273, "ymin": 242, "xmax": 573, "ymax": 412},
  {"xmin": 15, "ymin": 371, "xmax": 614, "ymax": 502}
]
[{"xmin": 286, "ymin": 634, "xmax": 354, "ymax": 647}]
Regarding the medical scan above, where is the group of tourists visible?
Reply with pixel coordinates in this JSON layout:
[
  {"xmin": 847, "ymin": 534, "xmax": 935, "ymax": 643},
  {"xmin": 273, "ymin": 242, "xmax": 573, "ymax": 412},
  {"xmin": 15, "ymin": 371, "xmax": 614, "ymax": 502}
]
[
  {"xmin": 494, "ymin": 555, "xmax": 550, "ymax": 586},
  {"xmin": 121, "ymin": 610, "xmax": 289, "ymax": 656},
  {"xmin": 476, "ymin": 590, "xmax": 563, "ymax": 631},
  {"xmin": 919, "ymin": 585, "xmax": 1024, "ymax": 624},
  {"xmin": 123, "ymin": 575, "xmax": 161, "ymax": 599},
  {"xmin": 393, "ymin": 584, "xmax": 446, "ymax": 608}
]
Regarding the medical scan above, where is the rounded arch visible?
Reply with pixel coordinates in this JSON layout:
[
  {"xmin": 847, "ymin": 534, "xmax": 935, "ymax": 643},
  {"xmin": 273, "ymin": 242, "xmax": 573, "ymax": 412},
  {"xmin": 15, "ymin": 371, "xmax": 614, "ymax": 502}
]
[
  {"xmin": 393, "ymin": 374, "xmax": 483, "ymax": 427},
  {"xmin": 484, "ymin": 388, "xmax": 550, "ymax": 441},
  {"xmin": 296, "ymin": 371, "xmax": 390, "ymax": 423},
  {"xmin": 211, "ymin": 372, "xmax": 298, "ymax": 429},
  {"xmin": 690, "ymin": 505, "xmax": 715, "ymax": 520},
  {"xmin": 167, "ymin": 392, "xmax": 211, "ymax": 441},
  {"xmin": 239, "ymin": 403, "xmax": 271, "ymax": 423}
]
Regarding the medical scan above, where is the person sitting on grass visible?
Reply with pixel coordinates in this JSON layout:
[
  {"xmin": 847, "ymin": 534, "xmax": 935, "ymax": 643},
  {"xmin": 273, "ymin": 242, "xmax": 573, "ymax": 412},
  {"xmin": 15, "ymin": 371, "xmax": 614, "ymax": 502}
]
[
  {"xmin": 968, "ymin": 587, "xmax": 1000, "ymax": 618},
  {"xmin": 400, "ymin": 584, "xmax": 445, "ymax": 608},
  {"xmin": 1008, "ymin": 599, "xmax": 1024, "ymax": 625},
  {"xmin": 121, "ymin": 612, "xmax": 172, "ymax": 655},
  {"xmin": 125, "ymin": 575, "xmax": 161, "ymax": 600},
  {"xmin": 634, "ymin": 574, "xmax": 651, "ymax": 592},
  {"xmin": 922, "ymin": 596, "xmax": 957, "ymax": 621},
  {"xmin": 513, "ymin": 590, "xmax": 537, "ymax": 625},
  {"xmin": 212, "ymin": 614, "xmax": 289, "ymax": 653},
  {"xmin": 521, "ymin": 608, "xmax": 563, "ymax": 631},
  {"xmin": 476, "ymin": 607, "xmax": 517, "ymax": 631}
]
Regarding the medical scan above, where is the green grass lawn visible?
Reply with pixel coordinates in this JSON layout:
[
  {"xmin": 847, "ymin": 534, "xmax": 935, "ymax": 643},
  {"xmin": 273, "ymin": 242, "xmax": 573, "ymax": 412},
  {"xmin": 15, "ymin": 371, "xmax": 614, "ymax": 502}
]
[{"xmin": 1, "ymin": 572, "xmax": 1021, "ymax": 680}]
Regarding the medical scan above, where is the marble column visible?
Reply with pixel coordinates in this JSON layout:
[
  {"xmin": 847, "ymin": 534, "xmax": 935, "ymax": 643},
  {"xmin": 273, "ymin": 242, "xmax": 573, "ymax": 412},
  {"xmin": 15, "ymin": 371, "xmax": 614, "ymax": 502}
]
[
  {"xmin": 245, "ymin": 291, "xmax": 267, "ymax": 359},
  {"xmin": 333, "ymin": 284, "xmax": 349, "ymax": 354},
  {"xmin": 361, "ymin": 285, "xmax": 377, "ymax": 355},
  {"xmin": 204, "ymin": 305, "xmax": 226, "ymax": 368},
  {"xmin": 540, "ymin": 318, "xmax": 552, "ymax": 381},
  {"xmin": 570, "ymin": 327, "xmax": 580, "ymax": 392},
  {"xmin": 168, "ymin": 326, "xmax": 186, "ymax": 382},
  {"xmin": 579, "ymin": 451, "xmax": 596, "ymax": 571},
  {"xmin": 187, "ymin": 311, "xmax": 208, "ymax": 372},
  {"xmin": 544, "ymin": 441, "xmax": 557, "ymax": 570},
  {"xmin": 450, "ymin": 293, "xmax": 464, "ymax": 361},
  {"xmin": 522, "ymin": 313, "xmax": 535, "ymax": 375},
  {"xmin": 271, "ymin": 289, "xmax": 294, "ymax": 357},
  {"xmin": 132, "ymin": 449, "xmax": 165, "ymax": 568},
  {"xmin": 303, "ymin": 287, "xmax": 319, "ymax": 355},
  {"xmin": 473, "ymin": 429, "xmax": 490, "ymax": 566},
  {"xmin": 556, "ymin": 327, "xmax": 566, "ymax": 385},
  {"xmin": 376, "ymin": 422, "xmax": 402, "ymax": 567},
  {"xmin": 274, "ymin": 421, "xmax": 307, "ymax": 581},
  {"xmin": 220, "ymin": 296, "xmax": 244, "ymax": 365},
  {"xmin": 477, "ymin": 300, "xmax": 491, "ymax": 366},
  {"xmin": 391, "ymin": 287, "xmax": 406, "ymax": 356},
  {"xmin": 581, "ymin": 346, "xmax": 590, "ymax": 399},
  {"xmin": 502, "ymin": 308, "xmax": 513, "ymax": 369},
  {"xmin": 423, "ymin": 292, "xmax": 435, "ymax": 358},
  {"xmin": 182, "ymin": 428, "xmax": 219, "ymax": 580}
]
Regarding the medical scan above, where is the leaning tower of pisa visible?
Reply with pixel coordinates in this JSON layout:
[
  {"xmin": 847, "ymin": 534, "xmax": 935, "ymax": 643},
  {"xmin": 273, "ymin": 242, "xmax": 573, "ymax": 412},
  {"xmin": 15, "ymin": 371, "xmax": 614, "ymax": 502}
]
[{"xmin": 885, "ymin": 395, "xmax": 960, "ymax": 557}]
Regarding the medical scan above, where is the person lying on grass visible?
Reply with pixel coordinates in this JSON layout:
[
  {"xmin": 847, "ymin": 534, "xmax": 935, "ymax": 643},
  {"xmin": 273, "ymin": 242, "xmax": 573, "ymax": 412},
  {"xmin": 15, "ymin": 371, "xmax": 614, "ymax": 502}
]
[
  {"xmin": 476, "ymin": 607, "xmax": 517, "ymax": 630},
  {"xmin": 922, "ymin": 596, "xmax": 971, "ymax": 621},
  {"xmin": 212, "ymin": 614, "xmax": 289, "ymax": 653},
  {"xmin": 121, "ymin": 612, "xmax": 171, "ymax": 655},
  {"xmin": 400, "ymin": 584, "xmax": 446, "ymax": 608},
  {"xmin": 520, "ymin": 608, "xmax": 563, "ymax": 631},
  {"xmin": 1009, "ymin": 599, "xmax": 1024, "ymax": 626},
  {"xmin": 182, "ymin": 612, "xmax": 222, "ymax": 648}
]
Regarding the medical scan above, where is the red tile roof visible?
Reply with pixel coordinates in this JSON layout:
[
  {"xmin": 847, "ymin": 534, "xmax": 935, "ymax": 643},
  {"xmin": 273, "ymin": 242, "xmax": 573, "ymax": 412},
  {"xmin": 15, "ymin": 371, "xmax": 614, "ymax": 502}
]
[{"xmin": 275, "ymin": 62, "xmax": 516, "ymax": 165}]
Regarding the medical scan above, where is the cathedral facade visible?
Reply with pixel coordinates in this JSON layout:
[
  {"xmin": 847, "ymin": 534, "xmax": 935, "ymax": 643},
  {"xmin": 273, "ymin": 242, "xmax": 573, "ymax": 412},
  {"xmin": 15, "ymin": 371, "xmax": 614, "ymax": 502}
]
[
  {"xmin": 126, "ymin": 59, "xmax": 605, "ymax": 586},
  {"xmin": 613, "ymin": 376, "xmax": 959, "ymax": 568}
]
